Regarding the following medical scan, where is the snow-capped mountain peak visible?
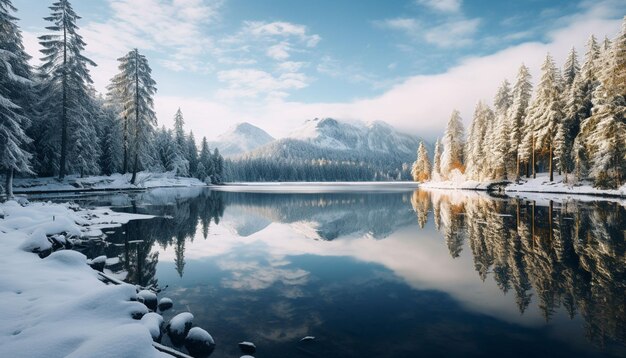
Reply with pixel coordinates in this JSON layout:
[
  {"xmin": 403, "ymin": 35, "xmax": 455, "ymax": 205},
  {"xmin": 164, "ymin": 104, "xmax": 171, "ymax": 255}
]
[{"xmin": 209, "ymin": 122, "xmax": 275, "ymax": 157}]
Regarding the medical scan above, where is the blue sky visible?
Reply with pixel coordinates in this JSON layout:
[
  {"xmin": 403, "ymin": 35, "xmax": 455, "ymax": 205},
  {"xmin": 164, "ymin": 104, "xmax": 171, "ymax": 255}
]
[{"xmin": 13, "ymin": 0, "xmax": 626, "ymax": 140}]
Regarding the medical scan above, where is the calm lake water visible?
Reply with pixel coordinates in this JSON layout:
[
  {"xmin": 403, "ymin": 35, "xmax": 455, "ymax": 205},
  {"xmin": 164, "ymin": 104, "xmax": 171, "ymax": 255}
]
[{"xmin": 62, "ymin": 187, "xmax": 626, "ymax": 358}]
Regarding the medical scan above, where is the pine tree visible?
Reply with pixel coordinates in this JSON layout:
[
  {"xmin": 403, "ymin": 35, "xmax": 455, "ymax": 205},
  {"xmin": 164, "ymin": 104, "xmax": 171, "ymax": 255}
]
[
  {"xmin": 198, "ymin": 136, "xmax": 213, "ymax": 181},
  {"xmin": 586, "ymin": 17, "xmax": 626, "ymax": 188},
  {"xmin": 109, "ymin": 49, "xmax": 157, "ymax": 184},
  {"xmin": 431, "ymin": 138, "xmax": 442, "ymax": 180},
  {"xmin": 563, "ymin": 47, "xmax": 580, "ymax": 90},
  {"xmin": 465, "ymin": 102, "xmax": 492, "ymax": 180},
  {"xmin": 411, "ymin": 141, "xmax": 431, "ymax": 182},
  {"xmin": 98, "ymin": 103, "xmax": 122, "ymax": 175},
  {"xmin": 491, "ymin": 80, "xmax": 512, "ymax": 180},
  {"xmin": 186, "ymin": 131, "xmax": 198, "ymax": 177},
  {"xmin": 212, "ymin": 148, "xmax": 224, "ymax": 183},
  {"xmin": 569, "ymin": 36, "xmax": 600, "ymax": 181},
  {"xmin": 440, "ymin": 109, "xmax": 465, "ymax": 178},
  {"xmin": 0, "ymin": 0, "xmax": 33, "ymax": 197},
  {"xmin": 508, "ymin": 64, "xmax": 532, "ymax": 179},
  {"xmin": 36, "ymin": 0, "xmax": 96, "ymax": 179},
  {"xmin": 522, "ymin": 54, "xmax": 564, "ymax": 181},
  {"xmin": 173, "ymin": 108, "xmax": 186, "ymax": 152}
]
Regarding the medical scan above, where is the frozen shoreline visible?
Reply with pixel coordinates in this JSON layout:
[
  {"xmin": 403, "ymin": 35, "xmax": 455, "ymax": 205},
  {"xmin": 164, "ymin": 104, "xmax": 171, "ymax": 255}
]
[
  {"xmin": 420, "ymin": 173, "xmax": 626, "ymax": 199},
  {"xmin": 209, "ymin": 181, "xmax": 420, "ymax": 193},
  {"xmin": 0, "ymin": 200, "xmax": 169, "ymax": 357},
  {"xmin": 11, "ymin": 171, "xmax": 206, "ymax": 195}
]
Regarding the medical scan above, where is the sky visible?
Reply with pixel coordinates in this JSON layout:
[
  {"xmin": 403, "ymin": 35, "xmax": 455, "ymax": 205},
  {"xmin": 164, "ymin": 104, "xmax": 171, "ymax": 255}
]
[{"xmin": 13, "ymin": 0, "xmax": 626, "ymax": 141}]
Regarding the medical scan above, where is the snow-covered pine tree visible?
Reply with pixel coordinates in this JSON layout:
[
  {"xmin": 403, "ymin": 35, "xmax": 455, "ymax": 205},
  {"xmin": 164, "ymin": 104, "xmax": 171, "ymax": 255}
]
[
  {"xmin": 431, "ymin": 138, "xmax": 442, "ymax": 180},
  {"xmin": 562, "ymin": 47, "xmax": 580, "ymax": 90},
  {"xmin": 199, "ymin": 136, "xmax": 214, "ymax": 182},
  {"xmin": 411, "ymin": 141, "xmax": 431, "ymax": 182},
  {"xmin": 186, "ymin": 131, "xmax": 198, "ymax": 177},
  {"xmin": 586, "ymin": 17, "xmax": 626, "ymax": 188},
  {"xmin": 0, "ymin": 0, "xmax": 34, "ymax": 197},
  {"xmin": 98, "ymin": 102, "xmax": 122, "ymax": 175},
  {"xmin": 491, "ymin": 80, "xmax": 512, "ymax": 180},
  {"xmin": 569, "ymin": 35, "xmax": 600, "ymax": 181},
  {"xmin": 440, "ymin": 110, "xmax": 465, "ymax": 179},
  {"xmin": 508, "ymin": 64, "xmax": 532, "ymax": 179},
  {"xmin": 36, "ymin": 0, "xmax": 97, "ymax": 179},
  {"xmin": 522, "ymin": 54, "xmax": 564, "ymax": 181},
  {"xmin": 173, "ymin": 108, "xmax": 186, "ymax": 151},
  {"xmin": 212, "ymin": 148, "xmax": 224, "ymax": 184},
  {"xmin": 109, "ymin": 49, "xmax": 157, "ymax": 184},
  {"xmin": 465, "ymin": 102, "xmax": 491, "ymax": 181}
]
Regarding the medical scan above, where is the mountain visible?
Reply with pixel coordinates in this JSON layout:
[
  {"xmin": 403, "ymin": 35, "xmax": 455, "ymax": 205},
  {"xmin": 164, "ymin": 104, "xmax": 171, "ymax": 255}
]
[
  {"xmin": 209, "ymin": 122, "xmax": 275, "ymax": 157},
  {"xmin": 226, "ymin": 118, "xmax": 430, "ymax": 181}
]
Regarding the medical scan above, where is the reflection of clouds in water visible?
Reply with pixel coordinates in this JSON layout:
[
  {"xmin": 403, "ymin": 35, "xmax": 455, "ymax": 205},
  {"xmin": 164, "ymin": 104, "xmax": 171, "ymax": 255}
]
[{"xmin": 218, "ymin": 255, "xmax": 309, "ymax": 291}]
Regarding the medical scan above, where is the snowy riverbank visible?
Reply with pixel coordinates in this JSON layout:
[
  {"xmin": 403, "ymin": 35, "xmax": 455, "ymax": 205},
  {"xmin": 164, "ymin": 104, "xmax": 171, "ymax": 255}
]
[
  {"xmin": 0, "ymin": 200, "xmax": 169, "ymax": 357},
  {"xmin": 11, "ymin": 172, "xmax": 205, "ymax": 194},
  {"xmin": 421, "ymin": 173, "xmax": 626, "ymax": 198}
]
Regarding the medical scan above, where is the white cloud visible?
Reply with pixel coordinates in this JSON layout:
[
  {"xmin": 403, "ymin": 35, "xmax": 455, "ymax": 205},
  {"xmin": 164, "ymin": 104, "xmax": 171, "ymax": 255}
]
[
  {"xmin": 424, "ymin": 18, "xmax": 481, "ymax": 47},
  {"xmin": 376, "ymin": 17, "xmax": 420, "ymax": 33},
  {"xmin": 154, "ymin": 2, "xmax": 623, "ymax": 142},
  {"xmin": 416, "ymin": 0, "xmax": 463, "ymax": 13},
  {"xmin": 266, "ymin": 42, "xmax": 291, "ymax": 60},
  {"xmin": 215, "ymin": 68, "xmax": 309, "ymax": 100}
]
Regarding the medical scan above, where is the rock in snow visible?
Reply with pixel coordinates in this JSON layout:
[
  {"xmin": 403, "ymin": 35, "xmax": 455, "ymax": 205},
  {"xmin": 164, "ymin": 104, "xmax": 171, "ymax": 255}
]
[
  {"xmin": 158, "ymin": 297, "xmax": 173, "ymax": 311},
  {"xmin": 18, "ymin": 228, "xmax": 51, "ymax": 253},
  {"xmin": 184, "ymin": 327, "xmax": 216, "ymax": 357},
  {"xmin": 238, "ymin": 341, "xmax": 256, "ymax": 354},
  {"xmin": 140, "ymin": 312, "xmax": 164, "ymax": 340},
  {"xmin": 167, "ymin": 312, "xmax": 194, "ymax": 346},
  {"xmin": 137, "ymin": 289, "xmax": 158, "ymax": 311},
  {"xmin": 87, "ymin": 255, "xmax": 107, "ymax": 272}
]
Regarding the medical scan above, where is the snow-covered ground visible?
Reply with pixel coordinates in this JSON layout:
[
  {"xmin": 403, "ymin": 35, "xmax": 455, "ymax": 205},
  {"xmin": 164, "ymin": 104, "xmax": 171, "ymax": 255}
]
[
  {"xmin": 0, "ymin": 200, "xmax": 168, "ymax": 357},
  {"xmin": 12, "ymin": 171, "xmax": 205, "ymax": 194},
  {"xmin": 421, "ymin": 172, "xmax": 626, "ymax": 198}
]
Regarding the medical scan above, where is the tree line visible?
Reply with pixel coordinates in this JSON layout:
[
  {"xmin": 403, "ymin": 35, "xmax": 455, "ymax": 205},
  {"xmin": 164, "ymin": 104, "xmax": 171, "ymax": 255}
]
[
  {"xmin": 413, "ymin": 17, "xmax": 625, "ymax": 189},
  {"xmin": 0, "ymin": 0, "xmax": 223, "ymax": 197}
]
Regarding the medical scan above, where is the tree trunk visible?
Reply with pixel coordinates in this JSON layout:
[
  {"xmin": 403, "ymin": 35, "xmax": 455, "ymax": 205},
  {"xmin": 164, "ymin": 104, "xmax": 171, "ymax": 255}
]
[
  {"xmin": 531, "ymin": 137, "xmax": 537, "ymax": 179},
  {"xmin": 549, "ymin": 141, "xmax": 554, "ymax": 182},
  {"xmin": 131, "ymin": 50, "xmax": 140, "ymax": 185},
  {"xmin": 5, "ymin": 169, "xmax": 13, "ymax": 199},
  {"xmin": 122, "ymin": 116, "xmax": 128, "ymax": 173},
  {"xmin": 59, "ymin": 22, "xmax": 68, "ymax": 180},
  {"xmin": 516, "ymin": 153, "xmax": 521, "ymax": 181}
]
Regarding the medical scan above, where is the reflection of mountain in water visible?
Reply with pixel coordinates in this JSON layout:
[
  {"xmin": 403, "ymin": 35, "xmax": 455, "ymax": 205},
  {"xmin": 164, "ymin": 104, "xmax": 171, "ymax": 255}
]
[
  {"xmin": 412, "ymin": 189, "xmax": 626, "ymax": 348},
  {"xmin": 220, "ymin": 192, "xmax": 416, "ymax": 240}
]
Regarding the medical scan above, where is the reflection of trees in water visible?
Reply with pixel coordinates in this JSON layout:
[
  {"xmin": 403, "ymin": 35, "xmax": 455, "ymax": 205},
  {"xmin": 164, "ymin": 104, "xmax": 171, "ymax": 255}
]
[
  {"xmin": 100, "ymin": 189, "xmax": 225, "ymax": 285},
  {"xmin": 411, "ymin": 190, "xmax": 626, "ymax": 347}
]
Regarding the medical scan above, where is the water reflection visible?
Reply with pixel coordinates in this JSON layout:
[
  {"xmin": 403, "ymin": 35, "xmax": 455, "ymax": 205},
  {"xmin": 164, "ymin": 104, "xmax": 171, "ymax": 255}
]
[
  {"xmin": 410, "ymin": 190, "xmax": 626, "ymax": 348},
  {"xmin": 70, "ymin": 187, "xmax": 625, "ymax": 357}
]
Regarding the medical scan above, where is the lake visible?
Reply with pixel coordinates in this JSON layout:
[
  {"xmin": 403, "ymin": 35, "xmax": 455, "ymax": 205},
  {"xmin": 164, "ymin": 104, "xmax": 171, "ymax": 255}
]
[{"xmin": 64, "ymin": 186, "xmax": 626, "ymax": 358}]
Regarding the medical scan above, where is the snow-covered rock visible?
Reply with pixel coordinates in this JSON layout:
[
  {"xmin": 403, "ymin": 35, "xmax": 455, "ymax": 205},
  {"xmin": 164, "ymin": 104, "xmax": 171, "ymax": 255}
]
[
  {"xmin": 184, "ymin": 327, "xmax": 215, "ymax": 357},
  {"xmin": 140, "ymin": 312, "xmax": 164, "ymax": 340},
  {"xmin": 137, "ymin": 290, "xmax": 158, "ymax": 311},
  {"xmin": 157, "ymin": 297, "xmax": 173, "ymax": 311},
  {"xmin": 238, "ymin": 341, "xmax": 256, "ymax": 354}
]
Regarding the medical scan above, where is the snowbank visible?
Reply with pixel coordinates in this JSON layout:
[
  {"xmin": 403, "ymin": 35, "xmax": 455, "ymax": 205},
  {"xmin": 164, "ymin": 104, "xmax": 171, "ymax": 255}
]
[
  {"xmin": 421, "ymin": 172, "xmax": 626, "ymax": 198},
  {"xmin": 0, "ymin": 200, "xmax": 166, "ymax": 357},
  {"xmin": 505, "ymin": 173, "xmax": 626, "ymax": 197},
  {"xmin": 12, "ymin": 171, "xmax": 205, "ymax": 194}
]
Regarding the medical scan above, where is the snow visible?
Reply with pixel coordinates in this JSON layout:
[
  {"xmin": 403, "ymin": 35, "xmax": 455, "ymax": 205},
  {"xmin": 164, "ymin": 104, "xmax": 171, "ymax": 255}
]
[
  {"xmin": 0, "ymin": 200, "xmax": 166, "ymax": 357},
  {"xmin": 422, "ymin": 172, "xmax": 626, "ymax": 199},
  {"xmin": 168, "ymin": 312, "xmax": 194, "ymax": 335},
  {"xmin": 140, "ymin": 313, "xmax": 164, "ymax": 340},
  {"xmin": 209, "ymin": 122, "xmax": 275, "ymax": 157},
  {"xmin": 186, "ymin": 327, "xmax": 214, "ymax": 343},
  {"xmin": 12, "ymin": 171, "xmax": 205, "ymax": 194},
  {"xmin": 505, "ymin": 173, "xmax": 626, "ymax": 197}
]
